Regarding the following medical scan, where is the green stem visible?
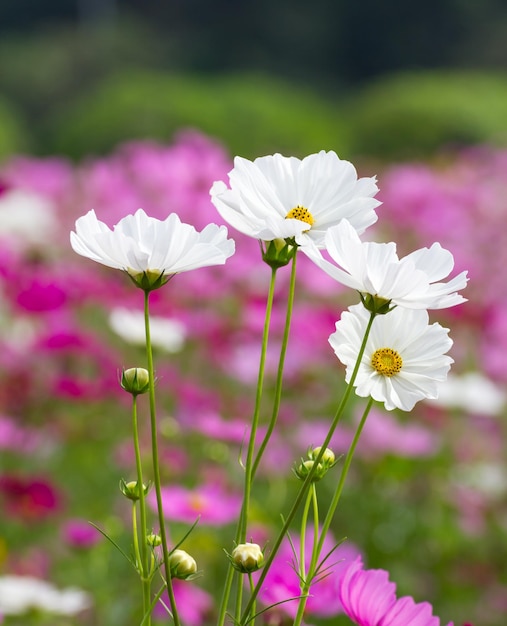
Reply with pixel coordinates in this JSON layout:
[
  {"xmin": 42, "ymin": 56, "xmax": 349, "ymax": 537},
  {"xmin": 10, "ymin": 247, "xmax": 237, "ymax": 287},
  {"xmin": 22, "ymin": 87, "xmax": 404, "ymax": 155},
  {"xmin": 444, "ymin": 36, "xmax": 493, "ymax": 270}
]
[
  {"xmin": 247, "ymin": 572, "xmax": 256, "ymax": 625},
  {"xmin": 144, "ymin": 289, "xmax": 180, "ymax": 626},
  {"xmin": 252, "ymin": 251, "xmax": 297, "ymax": 477},
  {"xmin": 293, "ymin": 485, "xmax": 319, "ymax": 626},
  {"xmin": 240, "ymin": 311, "xmax": 377, "ymax": 625},
  {"xmin": 316, "ymin": 397, "xmax": 374, "ymax": 557},
  {"xmin": 132, "ymin": 501, "xmax": 141, "ymax": 569},
  {"xmin": 239, "ymin": 266, "xmax": 278, "ymax": 542},
  {"xmin": 132, "ymin": 395, "xmax": 151, "ymax": 624},
  {"xmin": 298, "ymin": 486, "xmax": 313, "ymax": 598},
  {"xmin": 234, "ymin": 568, "xmax": 244, "ymax": 626},
  {"xmin": 216, "ymin": 267, "xmax": 278, "ymax": 626}
]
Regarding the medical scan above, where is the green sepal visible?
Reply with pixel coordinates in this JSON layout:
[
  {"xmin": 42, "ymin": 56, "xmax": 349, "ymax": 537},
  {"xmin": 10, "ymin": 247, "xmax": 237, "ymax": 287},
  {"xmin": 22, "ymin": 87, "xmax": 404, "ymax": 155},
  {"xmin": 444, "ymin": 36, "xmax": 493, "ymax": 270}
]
[
  {"xmin": 260, "ymin": 238, "xmax": 297, "ymax": 269},
  {"xmin": 127, "ymin": 269, "xmax": 173, "ymax": 292},
  {"xmin": 360, "ymin": 293, "xmax": 396, "ymax": 315}
]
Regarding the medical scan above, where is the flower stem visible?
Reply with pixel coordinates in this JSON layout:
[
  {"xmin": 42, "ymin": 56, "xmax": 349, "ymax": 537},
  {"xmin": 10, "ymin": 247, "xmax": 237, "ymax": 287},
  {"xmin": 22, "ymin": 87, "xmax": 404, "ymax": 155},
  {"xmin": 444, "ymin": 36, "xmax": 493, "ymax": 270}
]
[
  {"xmin": 293, "ymin": 484, "xmax": 319, "ymax": 626},
  {"xmin": 239, "ymin": 266, "xmax": 278, "ymax": 542},
  {"xmin": 144, "ymin": 289, "xmax": 180, "ymax": 626},
  {"xmin": 252, "ymin": 251, "xmax": 297, "ymax": 477},
  {"xmin": 239, "ymin": 310, "xmax": 377, "ymax": 625},
  {"xmin": 217, "ymin": 267, "xmax": 278, "ymax": 626},
  {"xmin": 316, "ymin": 397, "xmax": 374, "ymax": 558},
  {"xmin": 234, "ymin": 567, "xmax": 244, "ymax": 625},
  {"xmin": 132, "ymin": 395, "xmax": 151, "ymax": 624}
]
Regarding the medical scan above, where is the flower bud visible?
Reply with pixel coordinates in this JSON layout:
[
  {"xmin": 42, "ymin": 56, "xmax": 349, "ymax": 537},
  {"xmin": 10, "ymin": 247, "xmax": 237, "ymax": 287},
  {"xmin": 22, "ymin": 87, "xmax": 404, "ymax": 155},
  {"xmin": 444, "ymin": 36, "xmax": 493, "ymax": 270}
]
[
  {"xmin": 308, "ymin": 446, "xmax": 336, "ymax": 465},
  {"xmin": 169, "ymin": 549, "xmax": 197, "ymax": 580},
  {"xmin": 147, "ymin": 533, "xmax": 162, "ymax": 547},
  {"xmin": 231, "ymin": 542, "xmax": 264, "ymax": 573},
  {"xmin": 295, "ymin": 459, "xmax": 324, "ymax": 481},
  {"xmin": 119, "ymin": 479, "xmax": 151, "ymax": 501},
  {"xmin": 121, "ymin": 367, "xmax": 150, "ymax": 395}
]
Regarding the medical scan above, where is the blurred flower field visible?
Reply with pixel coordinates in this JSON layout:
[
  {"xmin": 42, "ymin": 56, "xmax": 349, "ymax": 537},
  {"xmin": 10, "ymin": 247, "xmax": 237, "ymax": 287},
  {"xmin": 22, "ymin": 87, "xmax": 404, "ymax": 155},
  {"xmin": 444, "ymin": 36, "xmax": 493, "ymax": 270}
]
[{"xmin": 0, "ymin": 130, "xmax": 506, "ymax": 625}]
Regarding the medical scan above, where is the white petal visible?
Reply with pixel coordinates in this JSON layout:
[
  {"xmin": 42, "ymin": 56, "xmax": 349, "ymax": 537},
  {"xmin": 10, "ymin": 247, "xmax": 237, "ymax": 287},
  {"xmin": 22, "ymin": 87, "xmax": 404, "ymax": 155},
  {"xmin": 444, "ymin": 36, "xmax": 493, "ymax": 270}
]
[{"xmin": 406, "ymin": 242, "xmax": 454, "ymax": 281}]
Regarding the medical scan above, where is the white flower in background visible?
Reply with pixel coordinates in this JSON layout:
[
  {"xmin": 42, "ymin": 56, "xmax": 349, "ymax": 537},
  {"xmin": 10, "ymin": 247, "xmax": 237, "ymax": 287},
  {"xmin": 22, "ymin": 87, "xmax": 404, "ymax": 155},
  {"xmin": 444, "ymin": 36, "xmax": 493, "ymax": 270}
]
[
  {"xmin": 210, "ymin": 151, "xmax": 380, "ymax": 248},
  {"xmin": 455, "ymin": 462, "xmax": 507, "ymax": 498},
  {"xmin": 0, "ymin": 575, "xmax": 91, "ymax": 615},
  {"xmin": 70, "ymin": 209, "xmax": 235, "ymax": 289},
  {"xmin": 0, "ymin": 189, "xmax": 58, "ymax": 248},
  {"xmin": 109, "ymin": 307, "xmax": 186, "ymax": 352},
  {"xmin": 431, "ymin": 372, "xmax": 506, "ymax": 416},
  {"xmin": 305, "ymin": 219, "xmax": 468, "ymax": 310},
  {"xmin": 330, "ymin": 304, "xmax": 453, "ymax": 411}
]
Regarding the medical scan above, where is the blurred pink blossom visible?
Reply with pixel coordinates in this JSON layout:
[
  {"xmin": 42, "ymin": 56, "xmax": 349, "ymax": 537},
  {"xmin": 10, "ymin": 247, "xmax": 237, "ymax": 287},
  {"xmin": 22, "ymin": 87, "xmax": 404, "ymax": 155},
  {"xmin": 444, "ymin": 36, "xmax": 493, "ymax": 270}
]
[
  {"xmin": 0, "ymin": 475, "xmax": 60, "ymax": 521},
  {"xmin": 61, "ymin": 519, "xmax": 102, "ymax": 549},
  {"xmin": 256, "ymin": 532, "xmax": 361, "ymax": 621},
  {"xmin": 295, "ymin": 409, "xmax": 439, "ymax": 460},
  {"xmin": 0, "ymin": 416, "xmax": 42, "ymax": 454},
  {"xmin": 151, "ymin": 481, "xmax": 241, "ymax": 525},
  {"xmin": 154, "ymin": 579, "xmax": 213, "ymax": 625}
]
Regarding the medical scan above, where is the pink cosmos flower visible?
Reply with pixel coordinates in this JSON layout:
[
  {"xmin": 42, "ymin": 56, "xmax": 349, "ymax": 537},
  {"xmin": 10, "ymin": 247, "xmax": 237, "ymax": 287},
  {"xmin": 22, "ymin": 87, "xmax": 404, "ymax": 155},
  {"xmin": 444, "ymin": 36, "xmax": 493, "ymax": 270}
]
[
  {"xmin": 0, "ymin": 416, "xmax": 42, "ymax": 454},
  {"xmin": 0, "ymin": 475, "xmax": 59, "ymax": 521},
  {"xmin": 153, "ymin": 579, "xmax": 213, "ymax": 625},
  {"xmin": 257, "ymin": 533, "xmax": 361, "ymax": 621},
  {"xmin": 150, "ymin": 482, "xmax": 241, "ymax": 525},
  {"xmin": 61, "ymin": 519, "xmax": 102, "ymax": 549},
  {"xmin": 339, "ymin": 557, "xmax": 453, "ymax": 626}
]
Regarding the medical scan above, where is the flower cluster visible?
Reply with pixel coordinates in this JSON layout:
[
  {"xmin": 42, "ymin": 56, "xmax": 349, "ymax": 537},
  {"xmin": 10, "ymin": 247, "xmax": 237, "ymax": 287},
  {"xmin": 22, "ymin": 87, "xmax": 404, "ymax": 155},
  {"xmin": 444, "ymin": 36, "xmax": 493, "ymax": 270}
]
[{"xmin": 213, "ymin": 150, "xmax": 466, "ymax": 412}]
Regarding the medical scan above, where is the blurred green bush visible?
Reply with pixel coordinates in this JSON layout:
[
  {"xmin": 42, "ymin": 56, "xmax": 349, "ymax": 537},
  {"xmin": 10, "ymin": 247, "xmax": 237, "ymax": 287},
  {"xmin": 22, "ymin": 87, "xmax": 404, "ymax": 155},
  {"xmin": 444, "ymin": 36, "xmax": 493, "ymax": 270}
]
[
  {"xmin": 3, "ymin": 16, "xmax": 507, "ymax": 162},
  {"xmin": 45, "ymin": 71, "xmax": 350, "ymax": 159},
  {"xmin": 345, "ymin": 71, "xmax": 507, "ymax": 160},
  {"xmin": 0, "ymin": 96, "xmax": 30, "ymax": 160}
]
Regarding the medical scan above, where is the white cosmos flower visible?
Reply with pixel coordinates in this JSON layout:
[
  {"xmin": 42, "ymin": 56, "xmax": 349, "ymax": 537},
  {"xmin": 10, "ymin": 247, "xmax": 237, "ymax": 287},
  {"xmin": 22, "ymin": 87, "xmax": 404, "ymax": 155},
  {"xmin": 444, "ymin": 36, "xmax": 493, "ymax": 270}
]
[
  {"xmin": 70, "ymin": 209, "xmax": 235, "ymax": 288},
  {"xmin": 431, "ymin": 372, "xmax": 506, "ymax": 416},
  {"xmin": 209, "ymin": 151, "xmax": 380, "ymax": 248},
  {"xmin": 0, "ymin": 575, "xmax": 91, "ymax": 615},
  {"xmin": 0, "ymin": 189, "xmax": 58, "ymax": 249},
  {"xmin": 330, "ymin": 304, "xmax": 453, "ymax": 411},
  {"xmin": 109, "ymin": 307, "xmax": 186, "ymax": 352},
  {"xmin": 305, "ymin": 219, "xmax": 468, "ymax": 309}
]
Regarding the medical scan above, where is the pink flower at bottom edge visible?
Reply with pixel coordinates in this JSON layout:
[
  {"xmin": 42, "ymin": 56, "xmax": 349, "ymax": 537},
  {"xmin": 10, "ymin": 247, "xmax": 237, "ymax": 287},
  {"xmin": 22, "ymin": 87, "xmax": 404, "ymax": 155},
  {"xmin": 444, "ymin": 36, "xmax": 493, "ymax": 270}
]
[
  {"xmin": 153, "ymin": 580, "xmax": 213, "ymax": 626},
  {"xmin": 339, "ymin": 557, "xmax": 454, "ymax": 626}
]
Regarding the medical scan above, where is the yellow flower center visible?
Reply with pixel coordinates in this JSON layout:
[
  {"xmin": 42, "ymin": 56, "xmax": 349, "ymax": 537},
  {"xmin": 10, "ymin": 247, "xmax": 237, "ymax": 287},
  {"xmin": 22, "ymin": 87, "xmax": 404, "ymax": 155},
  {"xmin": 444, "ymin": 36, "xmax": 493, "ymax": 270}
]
[
  {"xmin": 371, "ymin": 348, "xmax": 403, "ymax": 377},
  {"xmin": 285, "ymin": 205, "xmax": 315, "ymax": 228}
]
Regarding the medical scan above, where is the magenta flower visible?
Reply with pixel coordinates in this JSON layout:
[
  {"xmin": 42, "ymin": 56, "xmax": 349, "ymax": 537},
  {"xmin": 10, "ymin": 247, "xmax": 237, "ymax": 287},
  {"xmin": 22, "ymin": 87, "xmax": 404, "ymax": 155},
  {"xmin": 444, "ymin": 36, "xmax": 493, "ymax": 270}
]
[
  {"xmin": 0, "ymin": 475, "xmax": 59, "ymax": 521},
  {"xmin": 61, "ymin": 519, "xmax": 102, "ymax": 549},
  {"xmin": 0, "ymin": 416, "xmax": 42, "ymax": 454},
  {"xmin": 257, "ymin": 533, "xmax": 361, "ymax": 621},
  {"xmin": 149, "ymin": 482, "xmax": 241, "ymax": 525},
  {"xmin": 339, "ymin": 557, "xmax": 453, "ymax": 626},
  {"xmin": 153, "ymin": 580, "xmax": 213, "ymax": 625}
]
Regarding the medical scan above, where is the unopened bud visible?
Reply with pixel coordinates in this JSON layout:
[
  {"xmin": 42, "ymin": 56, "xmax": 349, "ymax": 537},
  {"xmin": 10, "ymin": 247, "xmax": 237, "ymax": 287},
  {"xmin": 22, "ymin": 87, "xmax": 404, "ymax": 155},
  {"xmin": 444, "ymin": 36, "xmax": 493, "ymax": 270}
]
[
  {"xmin": 169, "ymin": 549, "xmax": 197, "ymax": 580},
  {"xmin": 147, "ymin": 533, "xmax": 162, "ymax": 547},
  {"xmin": 309, "ymin": 446, "xmax": 336, "ymax": 465},
  {"xmin": 121, "ymin": 368, "xmax": 150, "ymax": 395},
  {"xmin": 119, "ymin": 479, "xmax": 151, "ymax": 501},
  {"xmin": 294, "ymin": 459, "xmax": 327, "ymax": 482},
  {"xmin": 231, "ymin": 542, "xmax": 264, "ymax": 573}
]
